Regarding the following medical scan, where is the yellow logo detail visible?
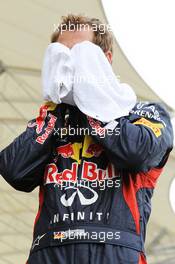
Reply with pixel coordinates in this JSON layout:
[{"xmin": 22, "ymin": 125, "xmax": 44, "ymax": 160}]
[
  {"xmin": 82, "ymin": 135, "xmax": 95, "ymax": 158},
  {"xmin": 54, "ymin": 232, "xmax": 65, "ymax": 240},
  {"xmin": 71, "ymin": 143, "xmax": 82, "ymax": 164},
  {"xmin": 133, "ymin": 118, "xmax": 164, "ymax": 137},
  {"xmin": 44, "ymin": 101, "xmax": 57, "ymax": 111}
]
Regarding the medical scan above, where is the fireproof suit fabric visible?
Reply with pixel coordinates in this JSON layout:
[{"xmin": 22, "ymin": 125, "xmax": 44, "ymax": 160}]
[
  {"xmin": 0, "ymin": 101, "xmax": 173, "ymax": 264},
  {"xmin": 27, "ymin": 244, "xmax": 145, "ymax": 264}
]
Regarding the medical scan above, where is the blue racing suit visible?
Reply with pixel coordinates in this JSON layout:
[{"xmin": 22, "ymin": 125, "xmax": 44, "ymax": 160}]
[{"xmin": 0, "ymin": 101, "xmax": 173, "ymax": 264}]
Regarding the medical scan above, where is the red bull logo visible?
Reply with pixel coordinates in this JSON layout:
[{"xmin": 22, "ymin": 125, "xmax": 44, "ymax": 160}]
[
  {"xmin": 55, "ymin": 136, "xmax": 104, "ymax": 161},
  {"xmin": 36, "ymin": 113, "xmax": 57, "ymax": 144},
  {"xmin": 86, "ymin": 144, "xmax": 103, "ymax": 157},
  {"xmin": 28, "ymin": 104, "xmax": 48, "ymax": 134},
  {"xmin": 28, "ymin": 103, "xmax": 57, "ymax": 145},
  {"xmin": 56, "ymin": 143, "xmax": 74, "ymax": 158},
  {"xmin": 87, "ymin": 117, "xmax": 105, "ymax": 136},
  {"xmin": 44, "ymin": 161, "xmax": 118, "ymax": 185}
]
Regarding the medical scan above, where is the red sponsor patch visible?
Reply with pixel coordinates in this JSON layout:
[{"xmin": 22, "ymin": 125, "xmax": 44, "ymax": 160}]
[
  {"xmin": 36, "ymin": 113, "xmax": 57, "ymax": 144},
  {"xmin": 28, "ymin": 104, "xmax": 49, "ymax": 134},
  {"xmin": 56, "ymin": 143, "xmax": 74, "ymax": 158},
  {"xmin": 86, "ymin": 144, "xmax": 103, "ymax": 157},
  {"xmin": 87, "ymin": 117, "xmax": 105, "ymax": 136},
  {"xmin": 44, "ymin": 161, "xmax": 118, "ymax": 185}
]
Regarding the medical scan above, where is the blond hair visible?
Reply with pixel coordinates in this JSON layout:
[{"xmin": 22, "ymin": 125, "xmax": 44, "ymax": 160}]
[{"xmin": 51, "ymin": 14, "xmax": 113, "ymax": 53}]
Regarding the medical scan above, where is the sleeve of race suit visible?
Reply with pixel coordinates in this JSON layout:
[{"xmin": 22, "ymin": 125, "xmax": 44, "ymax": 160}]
[
  {"xmin": 83, "ymin": 102, "xmax": 174, "ymax": 172},
  {"xmin": 0, "ymin": 102, "xmax": 65, "ymax": 192}
]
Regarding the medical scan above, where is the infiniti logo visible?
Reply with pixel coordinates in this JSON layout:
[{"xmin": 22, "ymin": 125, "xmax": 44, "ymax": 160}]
[{"xmin": 60, "ymin": 185, "xmax": 99, "ymax": 207}]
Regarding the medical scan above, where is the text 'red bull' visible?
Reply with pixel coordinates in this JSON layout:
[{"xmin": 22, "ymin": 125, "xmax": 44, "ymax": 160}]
[{"xmin": 44, "ymin": 161, "xmax": 118, "ymax": 185}]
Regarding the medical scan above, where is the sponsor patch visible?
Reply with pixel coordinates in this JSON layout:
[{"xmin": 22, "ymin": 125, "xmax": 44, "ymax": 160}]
[
  {"xmin": 88, "ymin": 117, "xmax": 105, "ymax": 136},
  {"xmin": 133, "ymin": 118, "xmax": 164, "ymax": 137},
  {"xmin": 54, "ymin": 232, "xmax": 66, "ymax": 240},
  {"xmin": 36, "ymin": 113, "xmax": 57, "ymax": 144},
  {"xmin": 54, "ymin": 229, "xmax": 86, "ymax": 240}
]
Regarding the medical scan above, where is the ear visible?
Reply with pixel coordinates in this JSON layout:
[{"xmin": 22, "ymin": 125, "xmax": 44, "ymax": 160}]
[{"xmin": 105, "ymin": 50, "xmax": 113, "ymax": 64}]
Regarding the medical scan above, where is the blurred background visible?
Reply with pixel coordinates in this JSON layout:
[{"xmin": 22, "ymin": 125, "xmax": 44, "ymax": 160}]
[{"xmin": 0, "ymin": 0, "xmax": 175, "ymax": 263}]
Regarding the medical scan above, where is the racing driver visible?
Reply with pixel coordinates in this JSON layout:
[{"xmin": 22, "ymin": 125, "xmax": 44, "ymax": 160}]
[{"xmin": 0, "ymin": 15, "xmax": 174, "ymax": 264}]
